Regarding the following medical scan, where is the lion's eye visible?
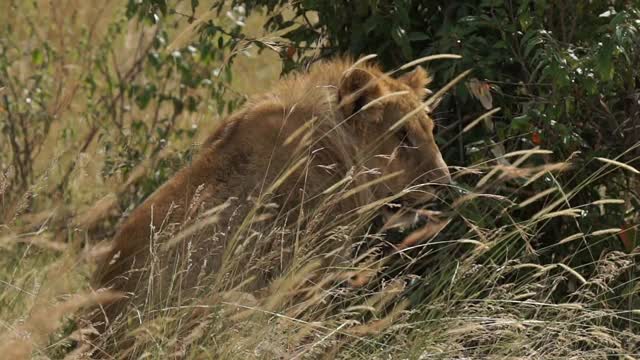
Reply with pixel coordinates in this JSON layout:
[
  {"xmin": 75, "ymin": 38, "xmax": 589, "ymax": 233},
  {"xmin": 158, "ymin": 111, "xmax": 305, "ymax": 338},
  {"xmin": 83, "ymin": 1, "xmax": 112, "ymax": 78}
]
[
  {"xmin": 397, "ymin": 129, "xmax": 414, "ymax": 147},
  {"xmin": 353, "ymin": 96, "xmax": 367, "ymax": 114}
]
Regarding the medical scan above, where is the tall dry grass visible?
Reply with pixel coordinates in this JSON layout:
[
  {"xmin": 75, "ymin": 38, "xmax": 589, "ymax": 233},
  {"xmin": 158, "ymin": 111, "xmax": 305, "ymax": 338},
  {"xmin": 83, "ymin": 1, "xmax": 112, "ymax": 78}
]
[{"xmin": 77, "ymin": 141, "xmax": 639, "ymax": 359}]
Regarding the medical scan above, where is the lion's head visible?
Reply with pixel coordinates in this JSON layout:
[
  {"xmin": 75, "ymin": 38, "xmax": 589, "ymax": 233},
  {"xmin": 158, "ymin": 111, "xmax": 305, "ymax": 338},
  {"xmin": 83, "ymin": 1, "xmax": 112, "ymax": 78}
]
[
  {"xmin": 335, "ymin": 61, "xmax": 450, "ymax": 205},
  {"xmin": 241, "ymin": 58, "xmax": 450, "ymax": 209}
]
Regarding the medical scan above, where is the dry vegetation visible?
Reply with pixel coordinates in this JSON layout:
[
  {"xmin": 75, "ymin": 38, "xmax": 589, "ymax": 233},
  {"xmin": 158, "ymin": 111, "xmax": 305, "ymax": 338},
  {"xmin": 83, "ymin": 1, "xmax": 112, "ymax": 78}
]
[{"xmin": 1, "ymin": 1, "xmax": 639, "ymax": 359}]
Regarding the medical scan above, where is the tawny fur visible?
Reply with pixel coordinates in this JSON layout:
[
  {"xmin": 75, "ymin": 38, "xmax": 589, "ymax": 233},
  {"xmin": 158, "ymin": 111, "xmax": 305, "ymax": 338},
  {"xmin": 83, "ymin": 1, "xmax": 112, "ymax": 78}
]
[{"xmin": 90, "ymin": 57, "xmax": 450, "ymax": 336}]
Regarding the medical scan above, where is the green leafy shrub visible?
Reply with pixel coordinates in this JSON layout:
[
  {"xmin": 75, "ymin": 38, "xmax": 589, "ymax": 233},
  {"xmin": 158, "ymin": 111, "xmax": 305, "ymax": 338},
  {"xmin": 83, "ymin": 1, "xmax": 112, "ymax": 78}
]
[
  {"xmin": 229, "ymin": 0, "xmax": 640, "ymax": 258},
  {"xmin": 0, "ymin": 0, "xmax": 247, "ymax": 221}
]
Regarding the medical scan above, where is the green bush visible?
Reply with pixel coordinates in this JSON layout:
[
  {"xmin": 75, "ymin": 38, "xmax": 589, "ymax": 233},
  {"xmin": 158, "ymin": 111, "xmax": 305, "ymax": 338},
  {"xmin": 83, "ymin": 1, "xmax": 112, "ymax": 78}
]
[
  {"xmin": 0, "ymin": 0, "xmax": 246, "ymax": 218},
  {"xmin": 199, "ymin": 0, "xmax": 640, "ymax": 274}
]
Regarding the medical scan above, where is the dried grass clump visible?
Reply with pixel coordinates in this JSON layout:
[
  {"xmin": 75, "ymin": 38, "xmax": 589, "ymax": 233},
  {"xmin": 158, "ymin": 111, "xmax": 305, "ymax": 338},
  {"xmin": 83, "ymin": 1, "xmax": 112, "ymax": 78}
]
[{"xmin": 70, "ymin": 57, "xmax": 637, "ymax": 358}]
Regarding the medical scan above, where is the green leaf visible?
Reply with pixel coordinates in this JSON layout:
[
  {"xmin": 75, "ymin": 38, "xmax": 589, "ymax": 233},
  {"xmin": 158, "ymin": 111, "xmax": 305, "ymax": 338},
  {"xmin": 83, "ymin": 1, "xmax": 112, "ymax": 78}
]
[
  {"xmin": 583, "ymin": 74, "xmax": 598, "ymax": 96},
  {"xmin": 459, "ymin": 16, "xmax": 480, "ymax": 23},
  {"xmin": 524, "ymin": 36, "xmax": 544, "ymax": 57},
  {"xmin": 31, "ymin": 48, "xmax": 44, "ymax": 65},
  {"xmin": 543, "ymin": 61, "xmax": 571, "ymax": 89},
  {"xmin": 519, "ymin": 13, "xmax": 532, "ymax": 31},
  {"xmin": 511, "ymin": 114, "xmax": 531, "ymax": 131},
  {"xmin": 391, "ymin": 26, "xmax": 412, "ymax": 59},
  {"xmin": 595, "ymin": 40, "xmax": 615, "ymax": 81},
  {"xmin": 408, "ymin": 32, "xmax": 430, "ymax": 41},
  {"xmin": 135, "ymin": 83, "xmax": 157, "ymax": 110}
]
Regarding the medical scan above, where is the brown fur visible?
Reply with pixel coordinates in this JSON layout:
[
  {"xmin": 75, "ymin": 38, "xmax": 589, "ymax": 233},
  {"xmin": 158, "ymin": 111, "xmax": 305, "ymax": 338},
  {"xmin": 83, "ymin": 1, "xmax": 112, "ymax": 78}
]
[{"xmin": 90, "ymin": 57, "xmax": 450, "ymax": 335}]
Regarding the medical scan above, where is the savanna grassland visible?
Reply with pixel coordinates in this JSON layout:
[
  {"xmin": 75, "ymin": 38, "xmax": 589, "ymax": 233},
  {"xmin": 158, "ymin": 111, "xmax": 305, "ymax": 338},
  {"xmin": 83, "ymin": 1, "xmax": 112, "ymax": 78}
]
[{"xmin": 1, "ymin": 1, "xmax": 639, "ymax": 359}]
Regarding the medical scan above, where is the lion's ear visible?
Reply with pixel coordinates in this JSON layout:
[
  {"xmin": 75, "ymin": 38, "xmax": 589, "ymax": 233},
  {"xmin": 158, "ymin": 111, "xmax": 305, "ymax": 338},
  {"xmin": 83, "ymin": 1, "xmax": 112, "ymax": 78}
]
[
  {"xmin": 398, "ymin": 66, "xmax": 431, "ymax": 97},
  {"xmin": 338, "ymin": 68, "xmax": 384, "ymax": 119}
]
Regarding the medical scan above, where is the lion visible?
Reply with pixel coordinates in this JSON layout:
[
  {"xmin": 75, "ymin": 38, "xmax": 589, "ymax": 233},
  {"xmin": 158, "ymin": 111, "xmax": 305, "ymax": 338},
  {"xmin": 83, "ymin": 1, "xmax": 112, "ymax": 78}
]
[{"xmin": 89, "ymin": 57, "xmax": 450, "ymax": 340}]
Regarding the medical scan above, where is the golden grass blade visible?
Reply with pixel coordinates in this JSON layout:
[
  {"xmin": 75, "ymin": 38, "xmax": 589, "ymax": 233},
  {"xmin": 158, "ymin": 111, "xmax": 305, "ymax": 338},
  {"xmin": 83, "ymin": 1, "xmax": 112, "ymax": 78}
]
[
  {"xmin": 397, "ymin": 218, "xmax": 451, "ymax": 250},
  {"xmin": 476, "ymin": 166, "xmax": 501, "ymax": 188},
  {"xmin": 345, "ymin": 305, "xmax": 377, "ymax": 313},
  {"xmin": 456, "ymin": 239, "xmax": 489, "ymax": 250},
  {"xmin": 389, "ymin": 69, "xmax": 471, "ymax": 132},
  {"xmin": 503, "ymin": 148, "xmax": 553, "ymax": 158},
  {"xmin": 163, "ymin": 200, "xmax": 236, "ymax": 249},
  {"xmin": 349, "ymin": 54, "xmax": 378, "ymax": 70},
  {"xmin": 523, "ymin": 162, "xmax": 572, "ymax": 187},
  {"xmin": 347, "ymin": 300, "xmax": 409, "ymax": 336},
  {"xmin": 513, "ymin": 263, "xmax": 546, "ymax": 271},
  {"xmin": 557, "ymin": 232, "xmax": 585, "ymax": 245},
  {"xmin": 595, "ymin": 157, "xmax": 640, "ymax": 174},
  {"xmin": 590, "ymin": 199, "xmax": 625, "ymax": 205},
  {"xmin": 462, "ymin": 107, "xmax": 501, "ymax": 133},
  {"xmin": 540, "ymin": 263, "xmax": 587, "ymax": 285},
  {"xmin": 264, "ymin": 260, "xmax": 322, "ymax": 311},
  {"xmin": 265, "ymin": 156, "xmax": 309, "ymax": 195},
  {"xmin": 388, "ymin": 102, "xmax": 430, "ymax": 132},
  {"xmin": 477, "ymin": 162, "xmax": 564, "ymax": 187},
  {"xmin": 512, "ymin": 292, "xmax": 538, "ymax": 300},
  {"xmin": 446, "ymin": 324, "xmax": 485, "ymax": 336},
  {"xmin": 590, "ymin": 228, "xmax": 622, "ymax": 236},
  {"xmin": 397, "ymin": 54, "xmax": 462, "ymax": 70},
  {"xmin": 451, "ymin": 192, "xmax": 512, "ymax": 208},
  {"xmin": 362, "ymin": 90, "xmax": 410, "ymax": 111},
  {"xmin": 557, "ymin": 263, "xmax": 588, "ymax": 285},
  {"xmin": 322, "ymin": 174, "xmax": 354, "ymax": 194},
  {"xmin": 538, "ymin": 209, "xmax": 583, "ymax": 220},
  {"xmin": 424, "ymin": 69, "xmax": 473, "ymax": 107},
  {"xmin": 338, "ymin": 171, "xmax": 403, "ymax": 201},
  {"xmin": 356, "ymin": 194, "xmax": 402, "ymax": 215},
  {"xmin": 518, "ymin": 187, "xmax": 558, "ymax": 208},
  {"xmin": 248, "ymin": 212, "xmax": 275, "ymax": 224},
  {"xmin": 283, "ymin": 116, "xmax": 316, "ymax": 145},
  {"xmin": 531, "ymin": 197, "xmax": 568, "ymax": 220}
]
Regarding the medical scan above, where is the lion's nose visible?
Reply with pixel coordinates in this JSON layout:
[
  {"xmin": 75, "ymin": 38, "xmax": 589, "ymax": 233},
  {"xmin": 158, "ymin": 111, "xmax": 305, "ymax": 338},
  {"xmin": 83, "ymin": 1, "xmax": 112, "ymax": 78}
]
[
  {"xmin": 431, "ymin": 166, "xmax": 451, "ymax": 184},
  {"xmin": 429, "ymin": 153, "xmax": 451, "ymax": 185}
]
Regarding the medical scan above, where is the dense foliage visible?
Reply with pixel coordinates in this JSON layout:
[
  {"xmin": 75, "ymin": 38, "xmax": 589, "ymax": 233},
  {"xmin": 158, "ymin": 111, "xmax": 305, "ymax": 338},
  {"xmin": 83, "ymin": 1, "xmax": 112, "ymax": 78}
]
[
  {"xmin": 0, "ymin": 1, "xmax": 250, "ymax": 222},
  {"xmin": 231, "ymin": 0, "xmax": 640, "ymax": 247}
]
